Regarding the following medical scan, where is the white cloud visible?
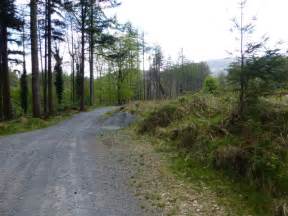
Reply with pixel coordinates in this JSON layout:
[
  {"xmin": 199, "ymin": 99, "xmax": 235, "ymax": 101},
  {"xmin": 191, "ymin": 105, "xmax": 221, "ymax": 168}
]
[{"xmin": 113, "ymin": 0, "xmax": 288, "ymax": 61}]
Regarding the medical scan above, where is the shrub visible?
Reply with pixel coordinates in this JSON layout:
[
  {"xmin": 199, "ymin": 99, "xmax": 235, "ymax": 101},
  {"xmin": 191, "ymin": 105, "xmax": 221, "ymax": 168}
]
[
  {"xmin": 203, "ymin": 76, "xmax": 219, "ymax": 94},
  {"xmin": 139, "ymin": 104, "xmax": 184, "ymax": 133},
  {"xmin": 213, "ymin": 145, "xmax": 249, "ymax": 176}
]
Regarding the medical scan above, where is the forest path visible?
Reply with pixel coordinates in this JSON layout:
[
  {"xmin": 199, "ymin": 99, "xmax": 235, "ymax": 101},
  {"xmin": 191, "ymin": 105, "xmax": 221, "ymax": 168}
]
[{"xmin": 0, "ymin": 108, "xmax": 145, "ymax": 216}]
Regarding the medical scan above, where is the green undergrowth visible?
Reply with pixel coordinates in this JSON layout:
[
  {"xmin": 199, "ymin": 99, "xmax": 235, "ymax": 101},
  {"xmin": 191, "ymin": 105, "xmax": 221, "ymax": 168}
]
[
  {"xmin": 0, "ymin": 109, "xmax": 79, "ymax": 136},
  {"xmin": 126, "ymin": 93, "xmax": 288, "ymax": 215}
]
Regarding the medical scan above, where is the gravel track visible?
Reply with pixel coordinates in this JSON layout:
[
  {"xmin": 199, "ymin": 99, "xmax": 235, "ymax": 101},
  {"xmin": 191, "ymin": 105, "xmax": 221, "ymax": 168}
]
[{"xmin": 0, "ymin": 108, "xmax": 144, "ymax": 216}]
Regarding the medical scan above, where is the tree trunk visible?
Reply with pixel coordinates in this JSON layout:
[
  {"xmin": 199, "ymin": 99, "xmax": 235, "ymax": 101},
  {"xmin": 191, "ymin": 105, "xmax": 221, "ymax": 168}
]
[
  {"xmin": 21, "ymin": 23, "xmax": 28, "ymax": 114},
  {"xmin": 30, "ymin": 0, "xmax": 41, "ymax": 117},
  {"xmin": 80, "ymin": 2, "xmax": 85, "ymax": 111},
  {"xmin": 47, "ymin": 0, "xmax": 53, "ymax": 114},
  {"xmin": 89, "ymin": 0, "xmax": 94, "ymax": 106},
  {"xmin": 0, "ymin": 24, "xmax": 13, "ymax": 120},
  {"xmin": 117, "ymin": 66, "xmax": 122, "ymax": 105}
]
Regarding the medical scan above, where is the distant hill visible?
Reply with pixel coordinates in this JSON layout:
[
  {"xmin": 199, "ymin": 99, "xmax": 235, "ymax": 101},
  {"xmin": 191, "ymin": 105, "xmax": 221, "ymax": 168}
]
[{"xmin": 207, "ymin": 58, "xmax": 233, "ymax": 76}]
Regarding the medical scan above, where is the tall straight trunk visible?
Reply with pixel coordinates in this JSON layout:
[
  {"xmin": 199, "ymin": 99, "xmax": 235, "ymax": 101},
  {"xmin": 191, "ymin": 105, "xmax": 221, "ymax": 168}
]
[
  {"xmin": 0, "ymin": 63, "xmax": 2, "ymax": 120},
  {"xmin": 89, "ymin": 0, "xmax": 94, "ymax": 106},
  {"xmin": 0, "ymin": 74, "xmax": 2, "ymax": 120},
  {"xmin": 71, "ymin": 55, "xmax": 75, "ymax": 104},
  {"xmin": 47, "ymin": 0, "xmax": 53, "ymax": 114},
  {"xmin": 0, "ymin": 25, "xmax": 4, "ymax": 120},
  {"xmin": 0, "ymin": 24, "xmax": 12, "ymax": 120},
  {"xmin": 79, "ymin": 2, "xmax": 85, "ymax": 111},
  {"xmin": 43, "ymin": 0, "xmax": 48, "ymax": 114},
  {"xmin": 117, "ymin": 66, "xmax": 122, "ymax": 105},
  {"xmin": 43, "ymin": 23, "xmax": 48, "ymax": 114},
  {"xmin": 22, "ymin": 22, "xmax": 28, "ymax": 114},
  {"xmin": 142, "ymin": 32, "xmax": 146, "ymax": 100},
  {"xmin": 30, "ymin": 0, "xmax": 41, "ymax": 117},
  {"xmin": 69, "ymin": 20, "xmax": 75, "ymax": 104},
  {"xmin": 239, "ymin": 0, "xmax": 245, "ymax": 115}
]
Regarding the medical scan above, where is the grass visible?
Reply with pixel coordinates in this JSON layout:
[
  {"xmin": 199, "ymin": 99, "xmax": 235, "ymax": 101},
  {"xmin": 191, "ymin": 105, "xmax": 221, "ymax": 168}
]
[
  {"xmin": 0, "ymin": 109, "xmax": 78, "ymax": 136},
  {"xmin": 168, "ymin": 151, "xmax": 274, "ymax": 215},
  {"xmin": 125, "ymin": 92, "xmax": 288, "ymax": 215}
]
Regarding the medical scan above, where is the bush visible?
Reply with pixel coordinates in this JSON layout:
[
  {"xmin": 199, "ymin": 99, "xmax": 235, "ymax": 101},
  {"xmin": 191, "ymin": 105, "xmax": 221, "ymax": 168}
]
[
  {"xmin": 203, "ymin": 76, "xmax": 219, "ymax": 94},
  {"xmin": 139, "ymin": 104, "xmax": 184, "ymax": 133},
  {"xmin": 213, "ymin": 145, "xmax": 249, "ymax": 176}
]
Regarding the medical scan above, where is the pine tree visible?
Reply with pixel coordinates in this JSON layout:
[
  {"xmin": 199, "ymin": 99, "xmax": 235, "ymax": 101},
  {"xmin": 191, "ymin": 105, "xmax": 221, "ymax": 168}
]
[
  {"xmin": 0, "ymin": 0, "xmax": 22, "ymax": 120},
  {"xmin": 20, "ymin": 9, "xmax": 28, "ymax": 114},
  {"xmin": 53, "ymin": 48, "xmax": 64, "ymax": 105},
  {"xmin": 30, "ymin": 0, "xmax": 41, "ymax": 117}
]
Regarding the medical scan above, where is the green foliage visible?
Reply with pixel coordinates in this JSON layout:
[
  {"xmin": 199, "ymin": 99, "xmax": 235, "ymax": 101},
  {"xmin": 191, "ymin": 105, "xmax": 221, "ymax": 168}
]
[
  {"xmin": 203, "ymin": 76, "xmax": 219, "ymax": 94},
  {"xmin": 94, "ymin": 68, "xmax": 142, "ymax": 105},
  {"xmin": 133, "ymin": 93, "xmax": 288, "ymax": 214},
  {"xmin": 228, "ymin": 50, "xmax": 288, "ymax": 114}
]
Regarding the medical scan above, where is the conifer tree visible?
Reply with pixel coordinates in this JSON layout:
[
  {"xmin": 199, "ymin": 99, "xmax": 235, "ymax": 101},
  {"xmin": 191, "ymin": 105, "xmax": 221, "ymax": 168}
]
[{"xmin": 0, "ymin": 0, "xmax": 22, "ymax": 120}]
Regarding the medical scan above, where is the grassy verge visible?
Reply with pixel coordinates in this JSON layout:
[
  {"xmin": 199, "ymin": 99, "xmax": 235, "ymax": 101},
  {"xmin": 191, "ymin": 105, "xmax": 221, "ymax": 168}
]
[
  {"xmin": 128, "ymin": 130, "xmax": 257, "ymax": 215},
  {"xmin": 0, "ymin": 109, "xmax": 79, "ymax": 136},
  {"xmin": 125, "ymin": 93, "xmax": 288, "ymax": 215}
]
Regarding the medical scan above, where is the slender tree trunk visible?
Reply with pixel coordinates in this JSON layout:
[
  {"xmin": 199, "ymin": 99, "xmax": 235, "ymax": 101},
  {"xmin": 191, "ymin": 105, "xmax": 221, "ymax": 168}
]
[
  {"xmin": 239, "ymin": 0, "xmax": 245, "ymax": 115},
  {"xmin": 21, "ymin": 22, "xmax": 28, "ymax": 114},
  {"xmin": 117, "ymin": 66, "xmax": 122, "ymax": 105},
  {"xmin": 43, "ymin": 27, "xmax": 47, "ymax": 113},
  {"xmin": 89, "ymin": 0, "xmax": 94, "ymax": 106},
  {"xmin": 0, "ymin": 24, "xmax": 5, "ymax": 120},
  {"xmin": 69, "ymin": 19, "xmax": 75, "ymax": 104},
  {"xmin": 0, "ymin": 62, "xmax": 2, "ymax": 120},
  {"xmin": 30, "ymin": 0, "xmax": 41, "ymax": 117},
  {"xmin": 71, "ymin": 54, "xmax": 75, "ymax": 104},
  {"xmin": 80, "ymin": 2, "xmax": 86, "ymax": 111},
  {"xmin": 47, "ymin": 0, "xmax": 53, "ymax": 114}
]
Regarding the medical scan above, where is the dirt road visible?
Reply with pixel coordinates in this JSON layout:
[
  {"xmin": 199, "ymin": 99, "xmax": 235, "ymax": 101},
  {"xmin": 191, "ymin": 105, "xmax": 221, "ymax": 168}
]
[{"xmin": 0, "ymin": 108, "xmax": 144, "ymax": 216}]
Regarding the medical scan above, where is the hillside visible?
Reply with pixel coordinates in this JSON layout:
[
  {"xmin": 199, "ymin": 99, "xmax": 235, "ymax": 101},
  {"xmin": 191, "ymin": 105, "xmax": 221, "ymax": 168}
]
[{"xmin": 124, "ymin": 93, "xmax": 288, "ymax": 215}]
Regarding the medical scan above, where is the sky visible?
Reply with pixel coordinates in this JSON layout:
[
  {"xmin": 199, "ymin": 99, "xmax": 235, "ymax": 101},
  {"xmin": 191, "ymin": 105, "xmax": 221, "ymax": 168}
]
[
  {"xmin": 110, "ymin": 0, "xmax": 288, "ymax": 62},
  {"xmin": 14, "ymin": 0, "xmax": 288, "ymax": 73}
]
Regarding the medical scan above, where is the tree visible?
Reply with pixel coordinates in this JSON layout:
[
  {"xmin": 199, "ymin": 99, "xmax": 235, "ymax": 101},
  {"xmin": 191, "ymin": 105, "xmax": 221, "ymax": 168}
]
[
  {"xmin": 68, "ymin": 0, "xmax": 119, "ymax": 109},
  {"xmin": 20, "ymin": 12, "xmax": 28, "ymax": 113},
  {"xmin": 0, "ymin": 0, "xmax": 22, "ymax": 120},
  {"xmin": 44, "ymin": 0, "xmax": 66, "ymax": 114},
  {"xmin": 228, "ymin": 50, "xmax": 288, "ymax": 103},
  {"xmin": 229, "ymin": 0, "xmax": 266, "ymax": 114},
  {"xmin": 30, "ymin": 0, "xmax": 42, "ymax": 117},
  {"xmin": 53, "ymin": 47, "xmax": 64, "ymax": 105},
  {"xmin": 203, "ymin": 76, "xmax": 219, "ymax": 94}
]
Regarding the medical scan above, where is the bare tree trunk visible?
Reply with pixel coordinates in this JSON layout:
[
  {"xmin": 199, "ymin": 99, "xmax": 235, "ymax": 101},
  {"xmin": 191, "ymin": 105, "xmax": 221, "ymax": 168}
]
[
  {"xmin": 21, "ymin": 21, "xmax": 28, "ymax": 114},
  {"xmin": 68, "ymin": 19, "xmax": 75, "ymax": 104},
  {"xmin": 0, "ymin": 64, "xmax": 3, "ymax": 120},
  {"xmin": 80, "ymin": 1, "xmax": 86, "ymax": 111},
  {"xmin": 47, "ymin": 0, "xmax": 53, "ymax": 114},
  {"xmin": 30, "ymin": 0, "xmax": 41, "ymax": 117},
  {"xmin": 239, "ymin": 0, "xmax": 245, "ymax": 115},
  {"xmin": 89, "ymin": 0, "xmax": 94, "ymax": 106},
  {"xmin": 117, "ymin": 69, "xmax": 122, "ymax": 105},
  {"xmin": 43, "ymin": 3, "xmax": 48, "ymax": 114}
]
